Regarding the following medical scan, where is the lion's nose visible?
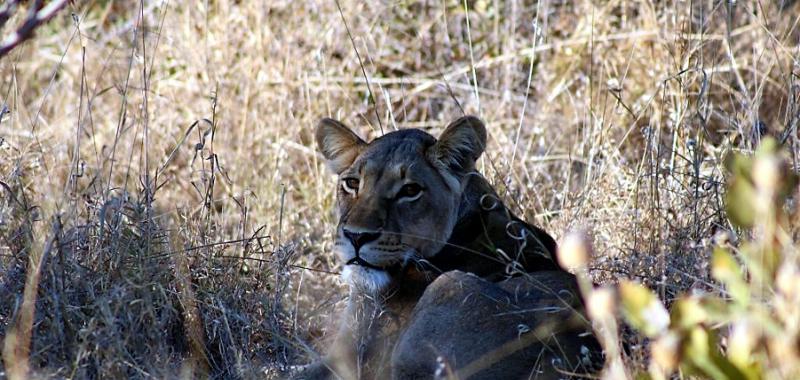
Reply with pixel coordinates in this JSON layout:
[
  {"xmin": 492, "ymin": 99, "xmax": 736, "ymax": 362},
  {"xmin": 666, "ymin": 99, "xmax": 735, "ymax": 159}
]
[{"xmin": 343, "ymin": 229, "xmax": 381, "ymax": 252}]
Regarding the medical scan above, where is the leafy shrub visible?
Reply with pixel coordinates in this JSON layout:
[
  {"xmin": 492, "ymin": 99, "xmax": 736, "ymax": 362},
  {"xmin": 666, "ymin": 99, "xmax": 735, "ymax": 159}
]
[{"xmin": 618, "ymin": 139, "xmax": 800, "ymax": 380}]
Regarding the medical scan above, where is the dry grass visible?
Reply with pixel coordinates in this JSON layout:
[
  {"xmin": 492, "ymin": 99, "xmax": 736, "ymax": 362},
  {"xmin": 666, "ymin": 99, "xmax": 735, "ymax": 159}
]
[{"xmin": 1, "ymin": 0, "xmax": 799, "ymax": 378}]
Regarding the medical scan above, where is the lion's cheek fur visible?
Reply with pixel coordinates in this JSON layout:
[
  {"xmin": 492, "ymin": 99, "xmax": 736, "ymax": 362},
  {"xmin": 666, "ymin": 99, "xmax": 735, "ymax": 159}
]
[{"xmin": 401, "ymin": 190, "xmax": 461, "ymax": 258}]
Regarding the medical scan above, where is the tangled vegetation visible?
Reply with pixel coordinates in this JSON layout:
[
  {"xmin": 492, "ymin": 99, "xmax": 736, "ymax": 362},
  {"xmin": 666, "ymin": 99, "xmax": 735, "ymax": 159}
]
[{"xmin": 1, "ymin": 1, "xmax": 799, "ymax": 379}]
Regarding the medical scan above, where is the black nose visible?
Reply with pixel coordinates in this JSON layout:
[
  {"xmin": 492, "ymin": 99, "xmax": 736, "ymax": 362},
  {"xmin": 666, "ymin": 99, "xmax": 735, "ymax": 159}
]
[{"xmin": 343, "ymin": 229, "xmax": 381, "ymax": 252}]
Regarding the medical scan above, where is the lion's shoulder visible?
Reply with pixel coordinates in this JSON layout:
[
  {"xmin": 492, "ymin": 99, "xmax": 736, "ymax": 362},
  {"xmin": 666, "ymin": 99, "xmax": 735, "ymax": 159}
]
[{"xmin": 425, "ymin": 173, "xmax": 561, "ymax": 280}]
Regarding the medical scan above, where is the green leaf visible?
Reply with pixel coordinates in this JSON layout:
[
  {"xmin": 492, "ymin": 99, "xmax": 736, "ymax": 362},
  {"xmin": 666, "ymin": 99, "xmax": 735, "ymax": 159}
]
[
  {"xmin": 699, "ymin": 297, "xmax": 736, "ymax": 324},
  {"xmin": 620, "ymin": 281, "xmax": 669, "ymax": 337},
  {"xmin": 712, "ymin": 247, "xmax": 750, "ymax": 305},
  {"xmin": 682, "ymin": 327, "xmax": 750, "ymax": 380},
  {"xmin": 727, "ymin": 320, "xmax": 764, "ymax": 380},
  {"xmin": 754, "ymin": 137, "xmax": 779, "ymax": 157},
  {"xmin": 725, "ymin": 177, "xmax": 756, "ymax": 228},
  {"xmin": 724, "ymin": 152, "xmax": 753, "ymax": 181},
  {"xmin": 670, "ymin": 297, "xmax": 708, "ymax": 330}
]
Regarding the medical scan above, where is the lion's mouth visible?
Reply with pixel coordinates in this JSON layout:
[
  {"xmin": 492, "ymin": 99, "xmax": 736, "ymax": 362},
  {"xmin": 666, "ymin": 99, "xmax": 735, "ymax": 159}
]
[
  {"xmin": 345, "ymin": 256, "xmax": 387, "ymax": 270},
  {"xmin": 344, "ymin": 256, "xmax": 401, "ymax": 272}
]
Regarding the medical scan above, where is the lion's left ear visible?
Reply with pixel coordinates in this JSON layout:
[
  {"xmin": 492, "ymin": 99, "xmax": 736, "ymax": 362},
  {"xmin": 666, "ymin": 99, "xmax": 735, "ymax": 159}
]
[{"xmin": 431, "ymin": 116, "xmax": 487, "ymax": 172}]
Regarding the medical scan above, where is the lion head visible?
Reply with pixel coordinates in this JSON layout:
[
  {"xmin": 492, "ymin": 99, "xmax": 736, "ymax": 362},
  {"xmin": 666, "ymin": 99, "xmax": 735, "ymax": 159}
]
[{"xmin": 316, "ymin": 116, "xmax": 487, "ymax": 293}]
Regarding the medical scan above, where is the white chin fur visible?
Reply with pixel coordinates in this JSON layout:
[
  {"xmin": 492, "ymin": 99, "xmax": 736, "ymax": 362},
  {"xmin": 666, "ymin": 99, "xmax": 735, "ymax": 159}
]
[{"xmin": 341, "ymin": 265, "xmax": 391, "ymax": 293}]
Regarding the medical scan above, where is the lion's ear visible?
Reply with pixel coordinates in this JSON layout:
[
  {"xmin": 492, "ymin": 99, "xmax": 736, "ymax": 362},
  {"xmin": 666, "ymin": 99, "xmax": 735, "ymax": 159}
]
[
  {"xmin": 316, "ymin": 118, "xmax": 366, "ymax": 174},
  {"xmin": 431, "ymin": 116, "xmax": 487, "ymax": 172}
]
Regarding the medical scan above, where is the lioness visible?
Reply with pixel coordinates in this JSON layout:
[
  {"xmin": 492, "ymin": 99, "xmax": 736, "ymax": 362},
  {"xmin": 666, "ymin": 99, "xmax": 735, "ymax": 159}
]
[{"xmin": 295, "ymin": 116, "xmax": 601, "ymax": 379}]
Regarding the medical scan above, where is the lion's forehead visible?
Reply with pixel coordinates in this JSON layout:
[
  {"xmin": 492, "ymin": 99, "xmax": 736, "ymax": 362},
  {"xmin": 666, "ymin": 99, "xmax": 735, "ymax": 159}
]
[
  {"xmin": 353, "ymin": 136, "xmax": 440, "ymax": 185},
  {"xmin": 360, "ymin": 133, "xmax": 429, "ymax": 162}
]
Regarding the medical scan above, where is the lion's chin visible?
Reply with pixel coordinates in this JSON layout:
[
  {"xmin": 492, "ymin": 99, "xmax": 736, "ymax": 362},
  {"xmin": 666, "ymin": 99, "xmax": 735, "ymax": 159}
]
[{"xmin": 342, "ymin": 265, "xmax": 391, "ymax": 294}]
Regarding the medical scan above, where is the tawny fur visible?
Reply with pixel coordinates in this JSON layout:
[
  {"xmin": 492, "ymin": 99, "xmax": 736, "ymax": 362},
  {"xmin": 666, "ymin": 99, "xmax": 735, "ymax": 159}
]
[{"xmin": 293, "ymin": 116, "xmax": 601, "ymax": 380}]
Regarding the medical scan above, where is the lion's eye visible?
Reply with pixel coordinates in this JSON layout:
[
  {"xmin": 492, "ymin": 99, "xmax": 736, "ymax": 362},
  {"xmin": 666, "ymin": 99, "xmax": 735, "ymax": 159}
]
[
  {"xmin": 397, "ymin": 183, "xmax": 423, "ymax": 200},
  {"xmin": 342, "ymin": 178, "xmax": 360, "ymax": 195}
]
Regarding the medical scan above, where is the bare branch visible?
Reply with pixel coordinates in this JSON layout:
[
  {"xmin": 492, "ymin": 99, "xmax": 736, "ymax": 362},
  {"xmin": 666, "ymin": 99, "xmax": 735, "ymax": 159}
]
[
  {"xmin": 0, "ymin": 0, "xmax": 20, "ymax": 30},
  {"xmin": 0, "ymin": 0, "xmax": 70, "ymax": 59}
]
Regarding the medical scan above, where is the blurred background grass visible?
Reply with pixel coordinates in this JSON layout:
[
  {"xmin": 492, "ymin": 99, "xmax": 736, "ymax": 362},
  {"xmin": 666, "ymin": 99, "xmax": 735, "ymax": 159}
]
[{"xmin": 1, "ymin": 0, "xmax": 799, "ymax": 378}]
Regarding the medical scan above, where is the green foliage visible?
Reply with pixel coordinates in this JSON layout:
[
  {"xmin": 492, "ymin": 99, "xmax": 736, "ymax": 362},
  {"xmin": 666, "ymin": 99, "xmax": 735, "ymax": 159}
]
[
  {"xmin": 620, "ymin": 281, "xmax": 669, "ymax": 338},
  {"xmin": 711, "ymin": 247, "xmax": 749, "ymax": 306},
  {"xmin": 620, "ymin": 138, "xmax": 800, "ymax": 380}
]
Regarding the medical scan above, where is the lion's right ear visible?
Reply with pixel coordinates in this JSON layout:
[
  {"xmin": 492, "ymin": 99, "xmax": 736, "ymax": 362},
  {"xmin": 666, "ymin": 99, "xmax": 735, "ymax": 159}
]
[{"xmin": 315, "ymin": 118, "xmax": 366, "ymax": 174}]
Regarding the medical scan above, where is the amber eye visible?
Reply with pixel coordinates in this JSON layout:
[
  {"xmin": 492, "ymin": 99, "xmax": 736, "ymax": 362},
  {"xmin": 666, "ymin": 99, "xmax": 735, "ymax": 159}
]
[
  {"xmin": 342, "ymin": 178, "xmax": 360, "ymax": 195},
  {"xmin": 397, "ymin": 183, "xmax": 423, "ymax": 200}
]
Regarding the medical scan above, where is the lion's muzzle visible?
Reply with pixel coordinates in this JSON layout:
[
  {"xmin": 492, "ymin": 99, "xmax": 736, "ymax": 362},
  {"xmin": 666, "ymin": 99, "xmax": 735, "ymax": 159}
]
[{"xmin": 342, "ymin": 229, "xmax": 381, "ymax": 253}]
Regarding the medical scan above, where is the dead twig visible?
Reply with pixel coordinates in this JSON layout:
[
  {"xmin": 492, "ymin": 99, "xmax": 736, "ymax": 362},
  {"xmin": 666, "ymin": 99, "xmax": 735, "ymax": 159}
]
[{"xmin": 0, "ymin": 0, "xmax": 70, "ymax": 59}]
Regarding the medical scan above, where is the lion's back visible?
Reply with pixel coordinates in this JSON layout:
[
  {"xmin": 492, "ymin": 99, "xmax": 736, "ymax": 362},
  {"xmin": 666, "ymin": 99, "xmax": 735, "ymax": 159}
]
[{"xmin": 392, "ymin": 270, "xmax": 601, "ymax": 380}]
